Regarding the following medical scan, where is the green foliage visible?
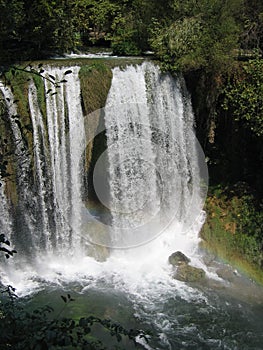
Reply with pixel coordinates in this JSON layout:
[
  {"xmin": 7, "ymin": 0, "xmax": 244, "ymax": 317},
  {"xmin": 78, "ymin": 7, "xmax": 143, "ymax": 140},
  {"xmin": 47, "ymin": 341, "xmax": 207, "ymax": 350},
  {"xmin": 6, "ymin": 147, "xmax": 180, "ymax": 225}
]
[
  {"xmin": 0, "ymin": 288, "xmax": 149, "ymax": 349},
  {"xmin": 201, "ymin": 184, "xmax": 263, "ymax": 278},
  {"xmin": 149, "ymin": 16, "xmax": 206, "ymax": 71},
  {"xmin": 241, "ymin": 0, "xmax": 263, "ymax": 51},
  {"xmin": 0, "ymin": 0, "xmax": 25, "ymax": 64},
  {"xmin": 22, "ymin": 0, "xmax": 77, "ymax": 57},
  {"xmin": 149, "ymin": 0, "xmax": 243, "ymax": 72},
  {"xmin": 0, "ymin": 234, "xmax": 17, "ymax": 259},
  {"xmin": 107, "ymin": 1, "xmax": 150, "ymax": 56},
  {"xmin": 222, "ymin": 57, "xmax": 263, "ymax": 136},
  {"xmin": 0, "ymin": 0, "xmax": 262, "ymax": 70}
]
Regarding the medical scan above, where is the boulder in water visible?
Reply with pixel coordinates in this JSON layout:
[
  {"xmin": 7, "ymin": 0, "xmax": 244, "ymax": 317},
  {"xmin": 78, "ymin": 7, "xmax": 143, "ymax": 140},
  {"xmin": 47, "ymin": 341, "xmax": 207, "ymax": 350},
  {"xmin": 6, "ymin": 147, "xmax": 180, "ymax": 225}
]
[
  {"xmin": 168, "ymin": 251, "xmax": 190, "ymax": 266},
  {"xmin": 168, "ymin": 251, "xmax": 206, "ymax": 283},
  {"xmin": 175, "ymin": 264, "xmax": 206, "ymax": 283}
]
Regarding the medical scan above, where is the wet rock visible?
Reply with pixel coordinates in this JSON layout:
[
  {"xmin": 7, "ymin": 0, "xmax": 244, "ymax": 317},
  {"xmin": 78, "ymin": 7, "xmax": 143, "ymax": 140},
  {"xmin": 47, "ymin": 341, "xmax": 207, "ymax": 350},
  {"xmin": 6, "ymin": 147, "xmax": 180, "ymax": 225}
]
[
  {"xmin": 216, "ymin": 267, "xmax": 236, "ymax": 282},
  {"xmin": 168, "ymin": 251, "xmax": 190, "ymax": 266},
  {"xmin": 87, "ymin": 244, "xmax": 109, "ymax": 262},
  {"xmin": 175, "ymin": 264, "xmax": 206, "ymax": 283}
]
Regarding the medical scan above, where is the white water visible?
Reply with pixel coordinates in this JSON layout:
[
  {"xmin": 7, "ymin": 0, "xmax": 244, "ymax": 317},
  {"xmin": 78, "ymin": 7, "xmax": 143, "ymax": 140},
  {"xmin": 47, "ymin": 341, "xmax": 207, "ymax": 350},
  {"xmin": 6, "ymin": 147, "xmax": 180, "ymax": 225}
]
[
  {"xmin": 0, "ymin": 85, "xmax": 36, "ymax": 244},
  {"xmin": 28, "ymin": 81, "xmax": 52, "ymax": 250},
  {"xmin": 0, "ymin": 180, "xmax": 13, "ymax": 241},
  {"xmin": 99, "ymin": 63, "xmax": 207, "ymax": 250},
  {"xmin": 1, "ymin": 62, "xmax": 208, "ymax": 302}
]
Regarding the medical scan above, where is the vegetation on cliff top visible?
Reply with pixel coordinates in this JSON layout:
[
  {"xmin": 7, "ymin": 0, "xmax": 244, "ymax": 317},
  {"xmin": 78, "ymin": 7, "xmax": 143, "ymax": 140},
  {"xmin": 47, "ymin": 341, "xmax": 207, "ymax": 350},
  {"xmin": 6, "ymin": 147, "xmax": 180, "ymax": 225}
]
[{"xmin": 0, "ymin": 0, "xmax": 262, "ymax": 69}]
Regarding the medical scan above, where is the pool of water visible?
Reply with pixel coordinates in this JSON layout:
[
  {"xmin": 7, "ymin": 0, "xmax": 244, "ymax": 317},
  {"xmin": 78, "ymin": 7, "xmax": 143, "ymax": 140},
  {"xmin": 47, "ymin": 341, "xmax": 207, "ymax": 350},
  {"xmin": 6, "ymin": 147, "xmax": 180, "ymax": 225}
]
[{"xmin": 21, "ymin": 254, "xmax": 263, "ymax": 350}]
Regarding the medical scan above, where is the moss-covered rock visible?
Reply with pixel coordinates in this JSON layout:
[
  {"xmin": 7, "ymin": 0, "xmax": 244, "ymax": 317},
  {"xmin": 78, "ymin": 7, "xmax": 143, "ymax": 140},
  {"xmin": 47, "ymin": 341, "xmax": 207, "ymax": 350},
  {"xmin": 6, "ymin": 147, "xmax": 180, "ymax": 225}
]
[
  {"xmin": 168, "ymin": 251, "xmax": 205, "ymax": 283},
  {"xmin": 175, "ymin": 264, "xmax": 206, "ymax": 283},
  {"xmin": 168, "ymin": 251, "xmax": 190, "ymax": 266},
  {"xmin": 79, "ymin": 62, "xmax": 112, "ymax": 115}
]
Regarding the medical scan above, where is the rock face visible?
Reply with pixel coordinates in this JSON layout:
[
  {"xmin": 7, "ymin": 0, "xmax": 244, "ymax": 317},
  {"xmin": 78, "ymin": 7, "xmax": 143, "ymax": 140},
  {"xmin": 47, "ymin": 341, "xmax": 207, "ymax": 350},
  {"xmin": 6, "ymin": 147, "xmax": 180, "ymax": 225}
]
[
  {"xmin": 168, "ymin": 251, "xmax": 206, "ymax": 283},
  {"xmin": 175, "ymin": 264, "xmax": 206, "ymax": 282},
  {"xmin": 168, "ymin": 251, "xmax": 191, "ymax": 266}
]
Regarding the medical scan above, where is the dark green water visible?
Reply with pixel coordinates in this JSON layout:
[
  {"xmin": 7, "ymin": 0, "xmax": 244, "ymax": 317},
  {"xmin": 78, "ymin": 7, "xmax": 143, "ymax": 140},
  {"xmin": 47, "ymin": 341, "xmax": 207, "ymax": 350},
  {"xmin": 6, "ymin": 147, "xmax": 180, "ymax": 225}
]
[{"xmin": 24, "ymin": 263, "xmax": 263, "ymax": 350}]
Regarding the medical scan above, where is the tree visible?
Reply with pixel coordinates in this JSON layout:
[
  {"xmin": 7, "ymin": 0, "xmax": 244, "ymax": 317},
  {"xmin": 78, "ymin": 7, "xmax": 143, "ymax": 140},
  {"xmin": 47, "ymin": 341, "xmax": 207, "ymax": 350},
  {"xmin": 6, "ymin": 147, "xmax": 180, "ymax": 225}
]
[
  {"xmin": 149, "ymin": 0, "xmax": 243, "ymax": 73},
  {"xmin": 241, "ymin": 0, "xmax": 263, "ymax": 52},
  {"xmin": 222, "ymin": 57, "xmax": 263, "ymax": 136},
  {"xmin": 0, "ymin": 0, "xmax": 25, "ymax": 65}
]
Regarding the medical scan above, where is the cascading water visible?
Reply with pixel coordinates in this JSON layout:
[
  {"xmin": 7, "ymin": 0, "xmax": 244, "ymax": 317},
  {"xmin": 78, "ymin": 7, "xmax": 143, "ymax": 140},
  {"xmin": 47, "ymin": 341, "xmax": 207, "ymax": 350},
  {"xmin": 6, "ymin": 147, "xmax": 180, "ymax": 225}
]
[
  {"xmin": 42, "ymin": 66, "xmax": 86, "ymax": 253},
  {"xmin": 97, "ymin": 63, "xmax": 207, "ymax": 251},
  {"xmin": 3, "ymin": 61, "xmax": 262, "ymax": 350},
  {"xmin": 0, "ymin": 66, "xmax": 88, "ymax": 290},
  {"xmin": 0, "ymin": 61, "xmax": 207, "ymax": 283},
  {"xmin": 0, "ymin": 180, "xmax": 13, "ymax": 241}
]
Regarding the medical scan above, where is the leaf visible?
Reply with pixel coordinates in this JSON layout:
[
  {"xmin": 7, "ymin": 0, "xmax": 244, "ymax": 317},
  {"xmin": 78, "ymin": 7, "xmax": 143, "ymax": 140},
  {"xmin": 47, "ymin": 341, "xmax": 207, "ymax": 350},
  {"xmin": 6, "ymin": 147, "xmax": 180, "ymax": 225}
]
[
  {"xmin": 25, "ymin": 124, "xmax": 33, "ymax": 132},
  {"xmin": 15, "ymin": 119, "xmax": 22, "ymax": 128},
  {"xmin": 61, "ymin": 295, "xmax": 67, "ymax": 303}
]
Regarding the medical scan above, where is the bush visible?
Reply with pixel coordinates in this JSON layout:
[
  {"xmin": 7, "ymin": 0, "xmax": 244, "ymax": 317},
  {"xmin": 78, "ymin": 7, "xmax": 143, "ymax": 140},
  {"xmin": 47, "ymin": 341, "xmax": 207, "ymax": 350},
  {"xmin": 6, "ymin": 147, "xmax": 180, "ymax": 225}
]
[{"xmin": 201, "ymin": 184, "xmax": 263, "ymax": 280}]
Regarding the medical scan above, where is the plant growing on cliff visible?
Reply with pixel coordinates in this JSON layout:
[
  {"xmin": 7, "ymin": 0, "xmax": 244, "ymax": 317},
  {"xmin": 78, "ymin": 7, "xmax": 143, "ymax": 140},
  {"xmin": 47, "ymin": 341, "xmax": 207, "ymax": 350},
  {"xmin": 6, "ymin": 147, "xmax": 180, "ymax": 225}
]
[
  {"xmin": 201, "ymin": 185, "xmax": 263, "ymax": 283},
  {"xmin": 222, "ymin": 56, "xmax": 263, "ymax": 136}
]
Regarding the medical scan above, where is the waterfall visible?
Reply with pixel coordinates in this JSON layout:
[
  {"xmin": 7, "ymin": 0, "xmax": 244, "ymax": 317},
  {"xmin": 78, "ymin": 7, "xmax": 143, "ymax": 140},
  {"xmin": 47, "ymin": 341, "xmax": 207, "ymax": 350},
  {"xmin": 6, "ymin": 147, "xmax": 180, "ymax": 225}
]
[
  {"xmin": 42, "ymin": 66, "xmax": 85, "ymax": 253},
  {"xmin": 28, "ymin": 81, "xmax": 52, "ymax": 251},
  {"xmin": 94, "ymin": 62, "xmax": 207, "ymax": 251},
  {"xmin": 2, "ymin": 62, "xmax": 263, "ymax": 350},
  {"xmin": 0, "ymin": 180, "xmax": 13, "ymax": 241},
  {"xmin": 0, "ymin": 66, "xmax": 86, "ymax": 259},
  {"xmin": 0, "ymin": 61, "xmax": 207, "ymax": 293},
  {"xmin": 0, "ymin": 84, "xmax": 36, "ymax": 249}
]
